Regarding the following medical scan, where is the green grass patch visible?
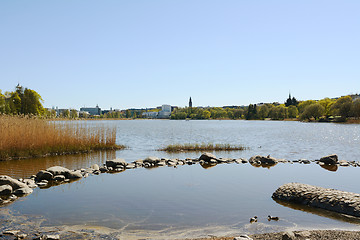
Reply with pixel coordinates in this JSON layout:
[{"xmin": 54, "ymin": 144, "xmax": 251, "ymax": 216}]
[{"xmin": 158, "ymin": 143, "xmax": 248, "ymax": 152}]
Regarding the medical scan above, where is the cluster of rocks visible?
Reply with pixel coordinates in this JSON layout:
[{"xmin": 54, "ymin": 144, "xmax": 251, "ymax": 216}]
[
  {"xmin": 1, "ymin": 153, "xmax": 358, "ymax": 208},
  {"xmin": 0, "ymin": 164, "xmax": 100, "ymax": 206},
  {"xmin": 272, "ymin": 182, "xmax": 360, "ymax": 217},
  {"xmin": 0, "ymin": 230, "xmax": 59, "ymax": 240}
]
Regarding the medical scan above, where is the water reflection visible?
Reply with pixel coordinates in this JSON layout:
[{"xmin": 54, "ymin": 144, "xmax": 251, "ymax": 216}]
[
  {"xmin": 250, "ymin": 161, "xmax": 278, "ymax": 169},
  {"xmin": 273, "ymin": 199, "xmax": 360, "ymax": 225},
  {"xmin": 0, "ymin": 150, "xmax": 116, "ymax": 179},
  {"xmin": 200, "ymin": 162, "xmax": 217, "ymax": 169},
  {"xmin": 319, "ymin": 164, "xmax": 338, "ymax": 172}
]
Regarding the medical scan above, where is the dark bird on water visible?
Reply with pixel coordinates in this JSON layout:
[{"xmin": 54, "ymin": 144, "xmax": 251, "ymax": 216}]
[
  {"xmin": 268, "ymin": 215, "xmax": 279, "ymax": 221},
  {"xmin": 250, "ymin": 216, "xmax": 258, "ymax": 223}
]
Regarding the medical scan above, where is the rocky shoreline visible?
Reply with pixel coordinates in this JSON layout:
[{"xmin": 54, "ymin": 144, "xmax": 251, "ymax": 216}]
[{"xmin": 1, "ymin": 153, "xmax": 360, "ymax": 239}]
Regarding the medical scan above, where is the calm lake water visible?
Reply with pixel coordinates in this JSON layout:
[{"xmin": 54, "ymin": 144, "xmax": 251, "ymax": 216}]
[{"xmin": 1, "ymin": 120, "xmax": 360, "ymax": 239}]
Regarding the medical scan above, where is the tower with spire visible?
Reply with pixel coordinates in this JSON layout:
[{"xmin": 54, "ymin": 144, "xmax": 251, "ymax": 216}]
[{"xmin": 189, "ymin": 97, "xmax": 192, "ymax": 108}]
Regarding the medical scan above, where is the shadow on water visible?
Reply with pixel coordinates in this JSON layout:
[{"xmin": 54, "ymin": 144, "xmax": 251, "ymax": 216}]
[
  {"xmin": 0, "ymin": 150, "xmax": 116, "ymax": 179},
  {"xmin": 273, "ymin": 199, "xmax": 360, "ymax": 225}
]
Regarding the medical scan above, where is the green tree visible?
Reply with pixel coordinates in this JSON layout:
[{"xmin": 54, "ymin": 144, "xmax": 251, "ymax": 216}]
[
  {"xmin": 61, "ymin": 109, "xmax": 70, "ymax": 118},
  {"xmin": 288, "ymin": 105, "xmax": 298, "ymax": 118},
  {"xmin": 70, "ymin": 109, "xmax": 78, "ymax": 119},
  {"xmin": 300, "ymin": 103, "xmax": 325, "ymax": 120},
  {"xmin": 318, "ymin": 98, "xmax": 336, "ymax": 117},
  {"xmin": 22, "ymin": 88, "xmax": 44, "ymax": 115},
  {"xmin": 331, "ymin": 96, "xmax": 353, "ymax": 120},
  {"xmin": 298, "ymin": 100, "xmax": 316, "ymax": 114},
  {"xmin": 203, "ymin": 110, "xmax": 211, "ymax": 119},
  {"xmin": 258, "ymin": 104, "xmax": 270, "ymax": 119},
  {"xmin": 352, "ymin": 98, "xmax": 360, "ymax": 119},
  {"xmin": 0, "ymin": 90, "xmax": 5, "ymax": 113}
]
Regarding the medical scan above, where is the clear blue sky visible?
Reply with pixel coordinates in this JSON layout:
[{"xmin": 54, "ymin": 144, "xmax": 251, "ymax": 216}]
[{"xmin": 1, "ymin": 1, "xmax": 359, "ymax": 110}]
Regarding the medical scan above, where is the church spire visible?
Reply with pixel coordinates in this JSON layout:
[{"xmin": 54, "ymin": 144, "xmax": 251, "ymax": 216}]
[{"xmin": 189, "ymin": 97, "xmax": 192, "ymax": 108}]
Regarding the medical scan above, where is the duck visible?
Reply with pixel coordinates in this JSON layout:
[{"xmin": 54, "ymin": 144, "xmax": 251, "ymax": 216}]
[
  {"xmin": 267, "ymin": 215, "xmax": 279, "ymax": 221},
  {"xmin": 249, "ymin": 216, "xmax": 258, "ymax": 223}
]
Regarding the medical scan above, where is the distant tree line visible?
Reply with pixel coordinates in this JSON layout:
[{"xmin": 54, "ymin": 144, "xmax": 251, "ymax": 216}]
[
  {"xmin": 171, "ymin": 95, "xmax": 360, "ymax": 122},
  {"xmin": 1, "ymin": 85, "xmax": 360, "ymax": 122}
]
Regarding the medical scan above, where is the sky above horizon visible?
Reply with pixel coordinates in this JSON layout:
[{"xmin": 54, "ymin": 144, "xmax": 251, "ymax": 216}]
[{"xmin": 1, "ymin": 1, "xmax": 359, "ymax": 110}]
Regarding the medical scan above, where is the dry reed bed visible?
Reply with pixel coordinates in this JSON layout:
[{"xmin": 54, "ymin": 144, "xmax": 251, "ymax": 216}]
[
  {"xmin": 158, "ymin": 143, "xmax": 248, "ymax": 152},
  {"xmin": 0, "ymin": 115, "xmax": 124, "ymax": 160}
]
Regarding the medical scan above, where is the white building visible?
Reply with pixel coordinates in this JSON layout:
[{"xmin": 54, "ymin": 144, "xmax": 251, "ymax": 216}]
[{"xmin": 158, "ymin": 104, "xmax": 172, "ymax": 118}]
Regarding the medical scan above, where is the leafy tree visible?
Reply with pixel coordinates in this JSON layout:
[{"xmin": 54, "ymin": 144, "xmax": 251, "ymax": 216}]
[
  {"xmin": 70, "ymin": 109, "xmax": 78, "ymax": 119},
  {"xmin": 300, "ymin": 103, "xmax": 325, "ymax": 120},
  {"xmin": 22, "ymin": 88, "xmax": 44, "ymax": 115},
  {"xmin": 318, "ymin": 98, "xmax": 336, "ymax": 117},
  {"xmin": 0, "ymin": 90, "xmax": 5, "ymax": 113},
  {"xmin": 352, "ymin": 98, "xmax": 360, "ymax": 119},
  {"xmin": 288, "ymin": 105, "xmax": 298, "ymax": 118},
  {"xmin": 298, "ymin": 100, "xmax": 316, "ymax": 114},
  {"xmin": 331, "ymin": 96, "xmax": 353, "ymax": 119},
  {"xmin": 258, "ymin": 104, "xmax": 270, "ymax": 119},
  {"xmin": 61, "ymin": 109, "xmax": 70, "ymax": 118},
  {"xmin": 203, "ymin": 110, "xmax": 211, "ymax": 119}
]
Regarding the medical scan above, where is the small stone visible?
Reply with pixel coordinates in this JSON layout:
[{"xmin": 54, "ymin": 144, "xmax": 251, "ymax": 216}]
[
  {"xmin": 234, "ymin": 235, "xmax": 253, "ymax": 240},
  {"xmin": 282, "ymin": 231, "xmax": 295, "ymax": 240},
  {"xmin": 44, "ymin": 234, "xmax": 60, "ymax": 240},
  {"xmin": 3, "ymin": 230, "xmax": 20, "ymax": 235},
  {"xmin": 17, "ymin": 233, "xmax": 27, "ymax": 239}
]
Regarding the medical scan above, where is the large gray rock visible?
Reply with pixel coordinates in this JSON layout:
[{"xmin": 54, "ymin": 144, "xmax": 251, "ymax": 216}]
[
  {"xmin": 143, "ymin": 156, "xmax": 161, "ymax": 164},
  {"xmin": 0, "ymin": 184, "xmax": 12, "ymax": 196},
  {"xmin": 36, "ymin": 170, "xmax": 54, "ymax": 181},
  {"xmin": 0, "ymin": 175, "xmax": 28, "ymax": 190},
  {"xmin": 106, "ymin": 159, "xmax": 128, "ymax": 168},
  {"xmin": 249, "ymin": 155, "xmax": 278, "ymax": 165},
  {"xmin": 46, "ymin": 166, "xmax": 71, "ymax": 178},
  {"xmin": 199, "ymin": 152, "xmax": 218, "ymax": 162},
  {"xmin": 319, "ymin": 154, "xmax": 338, "ymax": 165},
  {"xmin": 273, "ymin": 182, "xmax": 360, "ymax": 217},
  {"xmin": 90, "ymin": 164, "xmax": 100, "ymax": 171}
]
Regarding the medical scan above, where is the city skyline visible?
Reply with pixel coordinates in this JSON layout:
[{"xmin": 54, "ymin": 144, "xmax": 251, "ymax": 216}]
[{"xmin": 1, "ymin": 1, "xmax": 359, "ymax": 109}]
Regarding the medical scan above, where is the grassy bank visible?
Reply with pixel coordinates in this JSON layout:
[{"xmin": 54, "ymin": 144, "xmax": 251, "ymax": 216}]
[
  {"xmin": 0, "ymin": 115, "xmax": 125, "ymax": 160},
  {"xmin": 158, "ymin": 143, "xmax": 248, "ymax": 152}
]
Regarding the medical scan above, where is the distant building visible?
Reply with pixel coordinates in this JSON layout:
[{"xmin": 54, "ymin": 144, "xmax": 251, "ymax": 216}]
[
  {"xmin": 157, "ymin": 104, "xmax": 172, "ymax": 118},
  {"xmin": 142, "ymin": 104, "xmax": 173, "ymax": 119},
  {"xmin": 142, "ymin": 111, "xmax": 158, "ymax": 118},
  {"xmin": 80, "ymin": 105, "xmax": 101, "ymax": 116},
  {"xmin": 189, "ymin": 97, "xmax": 192, "ymax": 108}
]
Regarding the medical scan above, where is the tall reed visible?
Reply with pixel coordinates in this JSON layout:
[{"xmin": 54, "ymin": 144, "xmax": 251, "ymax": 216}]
[{"xmin": 0, "ymin": 115, "xmax": 124, "ymax": 160}]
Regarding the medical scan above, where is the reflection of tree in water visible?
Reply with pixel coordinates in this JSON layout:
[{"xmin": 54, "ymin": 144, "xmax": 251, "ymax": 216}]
[
  {"xmin": 273, "ymin": 198, "xmax": 360, "ymax": 225},
  {"xmin": 319, "ymin": 163, "xmax": 338, "ymax": 172}
]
